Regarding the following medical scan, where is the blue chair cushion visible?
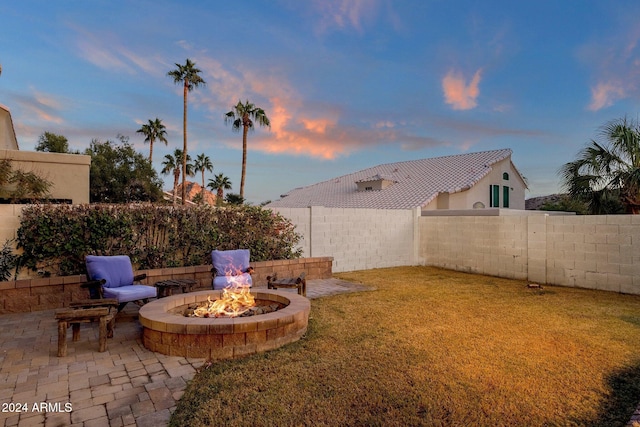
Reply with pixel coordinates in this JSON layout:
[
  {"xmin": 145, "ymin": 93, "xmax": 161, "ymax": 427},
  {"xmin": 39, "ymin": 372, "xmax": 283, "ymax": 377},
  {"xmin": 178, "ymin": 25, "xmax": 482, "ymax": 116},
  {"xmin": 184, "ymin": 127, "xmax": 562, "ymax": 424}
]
[
  {"xmin": 103, "ymin": 284, "xmax": 157, "ymax": 302},
  {"xmin": 213, "ymin": 273, "xmax": 253, "ymax": 290},
  {"xmin": 86, "ymin": 255, "xmax": 157, "ymax": 303},
  {"xmin": 211, "ymin": 249, "xmax": 250, "ymax": 276},
  {"xmin": 211, "ymin": 249, "xmax": 252, "ymax": 289},
  {"xmin": 86, "ymin": 255, "xmax": 135, "ymax": 288}
]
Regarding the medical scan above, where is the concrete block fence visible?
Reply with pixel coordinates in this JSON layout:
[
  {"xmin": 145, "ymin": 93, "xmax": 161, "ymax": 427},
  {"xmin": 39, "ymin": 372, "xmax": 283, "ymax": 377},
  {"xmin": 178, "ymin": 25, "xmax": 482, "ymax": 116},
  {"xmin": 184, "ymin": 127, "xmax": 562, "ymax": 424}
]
[
  {"xmin": 272, "ymin": 206, "xmax": 640, "ymax": 295},
  {"xmin": 271, "ymin": 206, "xmax": 421, "ymax": 272},
  {"xmin": 0, "ymin": 257, "xmax": 333, "ymax": 314},
  {"xmin": 3, "ymin": 202, "xmax": 640, "ymax": 308},
  {"xmin": 420, "ymin": 214, "xmax": 640, "ymax": 294}
]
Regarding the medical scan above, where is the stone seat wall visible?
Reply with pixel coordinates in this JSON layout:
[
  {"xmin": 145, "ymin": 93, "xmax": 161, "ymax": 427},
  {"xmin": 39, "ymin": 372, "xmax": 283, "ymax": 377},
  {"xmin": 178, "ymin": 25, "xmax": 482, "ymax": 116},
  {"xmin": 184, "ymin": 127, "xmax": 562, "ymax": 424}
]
[{"xmin": 0, "ymin": 257, "xmax": 333, "ymax": 314}]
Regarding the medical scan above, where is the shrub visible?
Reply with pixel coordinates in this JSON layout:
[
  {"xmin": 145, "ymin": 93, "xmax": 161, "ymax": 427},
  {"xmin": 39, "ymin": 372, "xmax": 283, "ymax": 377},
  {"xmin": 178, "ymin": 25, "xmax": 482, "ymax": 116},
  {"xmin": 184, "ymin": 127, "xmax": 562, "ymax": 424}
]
[
  {"xmin": 0, "ymin": 239, "xmax": 18, "ymax": 281},
  {"xmin": 16, "ymin": 204, "xmax": 302, "ymax": 277}
]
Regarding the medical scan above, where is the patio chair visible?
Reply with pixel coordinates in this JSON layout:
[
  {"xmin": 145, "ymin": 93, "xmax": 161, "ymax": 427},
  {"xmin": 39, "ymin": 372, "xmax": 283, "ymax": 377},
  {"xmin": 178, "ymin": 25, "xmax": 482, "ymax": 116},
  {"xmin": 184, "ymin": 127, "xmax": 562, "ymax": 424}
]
[
  {"xmin": 211, "ymin": 249, "xmax": 254, "ymax": 290},
  {"xmin": 85, "ymin": 255, "xmax": 157, "ymax": 311}
]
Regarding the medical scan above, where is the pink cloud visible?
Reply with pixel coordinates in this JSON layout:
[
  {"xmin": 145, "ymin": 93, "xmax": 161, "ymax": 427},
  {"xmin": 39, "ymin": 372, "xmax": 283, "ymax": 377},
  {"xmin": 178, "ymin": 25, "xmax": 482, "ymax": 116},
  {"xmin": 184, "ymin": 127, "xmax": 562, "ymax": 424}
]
[
  {"xmin": 442, "ymin": 69, "xmax": 482, "ymax": 110},
  {"xmin": 301, "ymin": 118, "xmax": 334, "ymax": 134},
  {"xmin": 312, "ymin": 0, "xmax": 379, "ymax": 33},
  {"xmin": 588, "ymin": 81, "xmax": 626, "ymax": 111}
]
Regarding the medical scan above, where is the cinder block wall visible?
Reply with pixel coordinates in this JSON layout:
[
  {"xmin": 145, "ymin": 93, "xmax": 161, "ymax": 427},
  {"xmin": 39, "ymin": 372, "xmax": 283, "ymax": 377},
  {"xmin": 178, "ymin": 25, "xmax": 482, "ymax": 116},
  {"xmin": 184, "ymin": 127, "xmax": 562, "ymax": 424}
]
[
  {"xmin": 271, "ymin": 206, "xmax": 419, "ymax": 272},
  {"xmin": 419, "ymin": 214, "xmax": 640, "ymax": 294},
  {"xmin": 544, "ymin": 215, "xmax": 639, "ymax": 293},
  {"xmin": 419, "ymin": 216, "xmax": 529, "ymax": 280}
]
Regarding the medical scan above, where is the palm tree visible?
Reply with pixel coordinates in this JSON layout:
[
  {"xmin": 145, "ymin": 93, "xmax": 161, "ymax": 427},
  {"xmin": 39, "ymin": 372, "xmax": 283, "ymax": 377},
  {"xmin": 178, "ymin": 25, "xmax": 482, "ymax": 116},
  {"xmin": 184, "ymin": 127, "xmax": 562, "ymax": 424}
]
[
  {"xmin": 168, "ymin": 59, "xmax": 206, "ymax": 204},
  {"xmin": 161, "ymin": 149, "xmax": 194, "ymax": 205},
  {"xmin": 194, "ymin": 153, "xmax": 213, "ymax": 204},
  {"xmin": 208, "ymin": 173, "xmax": 232, "ymax": 206},
  {"xmin": 136, "ymin": 118, "xmax": 168, "ymax": 163},
  {"xmin": 559, "ymin": 116, "xmax": 640, "ymax": 214},
  {"xmin": 224, "ymin": 100, "xmax": 270, "ymax": 199}
]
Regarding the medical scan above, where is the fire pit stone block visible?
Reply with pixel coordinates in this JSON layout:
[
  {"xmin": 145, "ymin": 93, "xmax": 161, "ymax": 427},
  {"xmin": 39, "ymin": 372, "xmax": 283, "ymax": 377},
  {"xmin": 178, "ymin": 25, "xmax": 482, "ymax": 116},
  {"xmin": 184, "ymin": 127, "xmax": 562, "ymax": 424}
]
[{"xmin": 139, "ymin": 290, "xmax": 310, "ymax": 360}]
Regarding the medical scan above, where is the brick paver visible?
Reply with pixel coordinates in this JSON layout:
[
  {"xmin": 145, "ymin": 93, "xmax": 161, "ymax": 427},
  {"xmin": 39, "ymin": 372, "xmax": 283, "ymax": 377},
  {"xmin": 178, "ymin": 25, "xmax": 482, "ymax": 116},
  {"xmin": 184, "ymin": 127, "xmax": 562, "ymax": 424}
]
[{"xmin": 0, "ymin": 279, "xmax": 369, "ymax": 426}]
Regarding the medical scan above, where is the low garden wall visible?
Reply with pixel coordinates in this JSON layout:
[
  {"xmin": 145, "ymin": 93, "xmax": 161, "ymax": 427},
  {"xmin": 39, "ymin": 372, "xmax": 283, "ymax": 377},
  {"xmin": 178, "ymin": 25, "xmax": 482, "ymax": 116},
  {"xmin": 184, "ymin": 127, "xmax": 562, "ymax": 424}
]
[{"xmin": 0, "ymin": 257, "xmax": 333, "ymax": 314}]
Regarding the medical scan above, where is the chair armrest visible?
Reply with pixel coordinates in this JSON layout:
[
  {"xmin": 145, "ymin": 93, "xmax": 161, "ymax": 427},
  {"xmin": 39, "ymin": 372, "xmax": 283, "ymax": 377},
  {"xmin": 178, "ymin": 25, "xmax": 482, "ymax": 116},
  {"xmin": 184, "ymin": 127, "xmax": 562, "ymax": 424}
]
[
  {"xmin": 246, "ymin": 266, "xmax": 254, "ymax": 275},
  {"xmin": 134, "ymin": 273, "xmax": 147, "ymax": 282},
  {"xmin": 81, "ymin": 279, "xmax": 106, "ymax": 299}
]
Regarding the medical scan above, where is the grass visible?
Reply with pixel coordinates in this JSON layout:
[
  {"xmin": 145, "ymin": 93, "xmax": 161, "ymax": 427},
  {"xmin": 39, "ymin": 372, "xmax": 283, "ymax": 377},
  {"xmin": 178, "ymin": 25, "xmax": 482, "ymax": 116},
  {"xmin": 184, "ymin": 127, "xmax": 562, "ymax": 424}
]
[{"xmin": 169, "ymin": 266, "xmax": 640, "ymax": 426}]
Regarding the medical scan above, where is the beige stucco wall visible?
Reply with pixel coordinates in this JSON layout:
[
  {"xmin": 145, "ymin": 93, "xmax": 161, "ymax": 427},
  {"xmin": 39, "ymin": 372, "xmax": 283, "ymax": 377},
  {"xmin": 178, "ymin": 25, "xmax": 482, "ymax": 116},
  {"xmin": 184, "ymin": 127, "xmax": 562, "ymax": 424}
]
[
  {"xmin": 424, "ymin": 158, "xmax": 527, "ymax": 211},
  {"xmin": 0, "ymin": 204, "xmax": 22, "ymax": 244},
  {"xmin": 1, "ymin": 149, "xmax": 90, "ymax": 204},
  {"xmin": 0, "ymin": 106, "xmax": 19, "ymax": 150}
]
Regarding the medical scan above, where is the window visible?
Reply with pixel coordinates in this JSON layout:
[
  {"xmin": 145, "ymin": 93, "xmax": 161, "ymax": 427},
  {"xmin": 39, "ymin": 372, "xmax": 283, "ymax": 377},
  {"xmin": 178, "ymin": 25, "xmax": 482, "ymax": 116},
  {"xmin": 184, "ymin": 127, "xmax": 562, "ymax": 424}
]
[
  {"xmin": 503, "ymin": 172, "xmax": 509, "ymax": 180},
  {"xmin": 489, "ymin": 185, "xmax": 500, "ymax": 207},
  {"xmin": 365, "ymin": 186, "xmax": 373, "ymax": 191},
  {"xmin": 503, "ymin": 186, "xmax": 510, "ymax": 208}
]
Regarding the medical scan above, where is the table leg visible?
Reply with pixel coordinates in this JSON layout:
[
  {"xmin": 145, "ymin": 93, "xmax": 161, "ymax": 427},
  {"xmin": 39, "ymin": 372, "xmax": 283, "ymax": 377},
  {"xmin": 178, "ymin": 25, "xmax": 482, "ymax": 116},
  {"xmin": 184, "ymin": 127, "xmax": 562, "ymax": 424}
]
[{"xmin": 57, "ymin": 321, "xmax": 68, "ymax": 357}]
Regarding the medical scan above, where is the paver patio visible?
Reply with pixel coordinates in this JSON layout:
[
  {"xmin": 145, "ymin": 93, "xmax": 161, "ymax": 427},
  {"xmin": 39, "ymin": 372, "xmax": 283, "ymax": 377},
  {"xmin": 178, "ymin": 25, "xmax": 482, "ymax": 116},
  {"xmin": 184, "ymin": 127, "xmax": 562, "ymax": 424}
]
[{"xmin": 0, "ymin": 279, "xmax": 372, "ymax": 427}]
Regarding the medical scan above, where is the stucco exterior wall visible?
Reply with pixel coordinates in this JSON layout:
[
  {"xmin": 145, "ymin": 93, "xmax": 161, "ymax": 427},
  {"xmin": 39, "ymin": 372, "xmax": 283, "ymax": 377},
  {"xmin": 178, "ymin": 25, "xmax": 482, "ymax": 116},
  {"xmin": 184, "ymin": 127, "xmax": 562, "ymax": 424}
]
[
  {"xmin": 1, "ymin": 149, "xmax": 91, "ymax": 204},
  {"xmin": 0, "ymin": 106, "xmax": 19, "ymax": 150},
  {"xmin": 424, "ymin": 158, "xmax": 527, "ymax": 211},
  {"xmin": 0, "ymin": 204, "xmax": 22, "ymax": 244},
  {"xmin": 270, "ymin": 206, "xmax": 420, "ymax": 273}
]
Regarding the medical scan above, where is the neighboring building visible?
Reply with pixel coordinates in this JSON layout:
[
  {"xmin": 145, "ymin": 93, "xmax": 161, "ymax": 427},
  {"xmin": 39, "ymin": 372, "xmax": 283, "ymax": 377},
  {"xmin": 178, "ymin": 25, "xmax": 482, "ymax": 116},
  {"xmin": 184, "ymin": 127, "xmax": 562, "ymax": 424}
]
[
  {"xmin": 0, "ymin": 104, "xmax": 19, "ymax": 150},
  {"xmin": 266, "ymin": 148, "xmax": 527, "ymax": 211},
  {"xmin": 0, "ymin": 104, "xmax": 91, "ymax": 204}
]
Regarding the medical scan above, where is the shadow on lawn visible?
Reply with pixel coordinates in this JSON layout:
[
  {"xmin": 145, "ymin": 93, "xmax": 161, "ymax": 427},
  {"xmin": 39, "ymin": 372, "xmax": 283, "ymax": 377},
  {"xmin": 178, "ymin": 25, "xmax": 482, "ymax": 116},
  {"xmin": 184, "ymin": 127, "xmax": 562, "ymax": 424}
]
[{"xmin": 584, "ymin": 361, "xmax": 640, "ymax": 426}]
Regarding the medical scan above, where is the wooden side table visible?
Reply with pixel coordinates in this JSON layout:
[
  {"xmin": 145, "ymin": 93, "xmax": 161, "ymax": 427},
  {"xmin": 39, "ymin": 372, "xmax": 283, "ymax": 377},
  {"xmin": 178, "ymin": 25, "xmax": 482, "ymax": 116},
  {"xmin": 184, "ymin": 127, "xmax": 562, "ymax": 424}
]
[
  {"xmin": 267, "ymin": 272, "xmax": 307, "ymax": 297},
  {"xmin": 155, "ymin": 279, "xmax": 197, "ymax": 298},
  {"xmin": 55, "ymin": 302, "xmax": 117, "ymax": 357}
]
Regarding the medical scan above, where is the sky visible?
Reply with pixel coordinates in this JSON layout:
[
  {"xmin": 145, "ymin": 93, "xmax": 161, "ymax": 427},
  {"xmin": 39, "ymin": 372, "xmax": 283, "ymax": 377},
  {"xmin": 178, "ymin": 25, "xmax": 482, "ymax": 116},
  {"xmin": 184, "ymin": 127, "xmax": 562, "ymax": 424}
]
[{"xmin": 2, "ymin": 0, "xmax": 640, "ymax": 205}]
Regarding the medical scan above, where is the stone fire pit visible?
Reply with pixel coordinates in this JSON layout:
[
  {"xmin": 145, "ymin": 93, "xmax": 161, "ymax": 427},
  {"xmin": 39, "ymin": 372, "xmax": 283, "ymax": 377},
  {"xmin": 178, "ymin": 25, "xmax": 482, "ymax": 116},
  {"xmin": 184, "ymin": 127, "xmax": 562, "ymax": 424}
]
[{"xmin": 139, "ymin": 289, "xmax": 310, "ymax": 359}]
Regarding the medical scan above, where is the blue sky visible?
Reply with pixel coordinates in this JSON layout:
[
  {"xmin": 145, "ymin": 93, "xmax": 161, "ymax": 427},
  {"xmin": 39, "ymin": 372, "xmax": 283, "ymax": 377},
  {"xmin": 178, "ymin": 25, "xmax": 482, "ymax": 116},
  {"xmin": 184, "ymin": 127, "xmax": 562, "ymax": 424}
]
[{"xmin": 2, "ymin": 1, "xmax": 640, "ymax": 204}]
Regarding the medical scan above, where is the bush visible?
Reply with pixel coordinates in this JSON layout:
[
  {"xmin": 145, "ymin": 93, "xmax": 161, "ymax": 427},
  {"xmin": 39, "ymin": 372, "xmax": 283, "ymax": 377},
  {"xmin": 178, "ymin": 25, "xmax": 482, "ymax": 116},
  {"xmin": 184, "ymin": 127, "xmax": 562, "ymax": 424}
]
[
  {"xmin": 16, "ymin": 204, "xmax": 302, "ymax": 277},
  {"xmin": 0, "ymin": 240, "xmax": 18, "ymax": 281}
]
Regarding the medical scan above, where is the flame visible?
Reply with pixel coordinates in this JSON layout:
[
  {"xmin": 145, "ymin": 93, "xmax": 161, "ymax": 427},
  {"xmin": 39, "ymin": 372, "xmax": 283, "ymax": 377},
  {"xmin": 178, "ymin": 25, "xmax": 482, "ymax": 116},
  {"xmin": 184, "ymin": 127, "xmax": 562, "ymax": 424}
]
[{"xmin": 193, "ymin": 280, "xmax": 255, "ymax": 318}]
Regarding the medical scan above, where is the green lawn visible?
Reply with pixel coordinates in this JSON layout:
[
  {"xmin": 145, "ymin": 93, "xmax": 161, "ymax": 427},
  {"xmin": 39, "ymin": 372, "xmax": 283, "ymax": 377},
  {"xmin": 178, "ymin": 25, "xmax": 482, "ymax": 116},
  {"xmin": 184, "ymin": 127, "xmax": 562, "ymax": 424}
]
[{"xmin": 170, "ymin": 266, "xmax": 640, "ymax": 427}]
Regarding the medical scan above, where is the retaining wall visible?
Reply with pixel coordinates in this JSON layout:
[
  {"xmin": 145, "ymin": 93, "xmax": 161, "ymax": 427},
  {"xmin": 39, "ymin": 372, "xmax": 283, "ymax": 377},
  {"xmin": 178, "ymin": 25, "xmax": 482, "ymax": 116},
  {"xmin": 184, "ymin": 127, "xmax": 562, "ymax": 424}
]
[{"xmin": 0, "ymin": 257, "xmax": 333, "ymax": 314}]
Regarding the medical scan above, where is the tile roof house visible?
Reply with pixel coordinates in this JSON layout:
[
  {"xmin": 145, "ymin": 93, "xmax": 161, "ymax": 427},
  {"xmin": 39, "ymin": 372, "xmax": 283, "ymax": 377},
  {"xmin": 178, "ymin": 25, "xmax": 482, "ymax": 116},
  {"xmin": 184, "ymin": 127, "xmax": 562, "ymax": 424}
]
[{"xmin": 266, "ymin": 148, "xmax": 527, "ymax": 211}]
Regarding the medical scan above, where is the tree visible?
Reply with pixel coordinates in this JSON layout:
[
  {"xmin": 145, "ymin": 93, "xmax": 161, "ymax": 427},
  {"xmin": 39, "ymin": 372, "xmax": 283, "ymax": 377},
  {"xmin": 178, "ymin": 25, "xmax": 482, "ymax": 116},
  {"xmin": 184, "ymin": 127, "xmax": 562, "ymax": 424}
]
[
  {"xmin": 85, "ymin": 135, "xmax": 163, "ymax": 203},
  {"xmin": 225, "ymin": 100, "xmax": 270, "ymax": 199},
  {"xmin": 161, "ymin": 149, "xmax": 194, "ymax": 205},
  {"xmin": 167, "ymin": 59, "xmax": 206, "ymax": 205},
  {"xmin": 0, "ymin": 159, "xmax": 52, "ymax": 202},
  {"xmin": 559, "ymin": 116, "xmax": 640, "ymax": 214},
  {"xmin": 136, "ymin": 118, "xmax": 168, "ymax": 163},
  {"xmin": 207, "ymin": 173, "xmax": 232, "ymax": 206},
  {"xmin": 35, "ymin": 132, "xmax": 69, "ymax": 153},
  {"xmin": 194, "ymin": 153, "xmax": 213, "ymax": 204},
  {"xmin": 224, "ymin": 192, "xmax": 245, "ymax": 205}
]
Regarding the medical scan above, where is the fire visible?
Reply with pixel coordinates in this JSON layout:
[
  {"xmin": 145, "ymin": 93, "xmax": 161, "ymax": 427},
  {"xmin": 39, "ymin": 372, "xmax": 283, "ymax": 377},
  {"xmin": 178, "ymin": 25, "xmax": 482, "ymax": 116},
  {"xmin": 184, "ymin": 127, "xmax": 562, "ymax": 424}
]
[{"xmin": 192, "ymin": 283, "xmax": 255, "ymax": 318}]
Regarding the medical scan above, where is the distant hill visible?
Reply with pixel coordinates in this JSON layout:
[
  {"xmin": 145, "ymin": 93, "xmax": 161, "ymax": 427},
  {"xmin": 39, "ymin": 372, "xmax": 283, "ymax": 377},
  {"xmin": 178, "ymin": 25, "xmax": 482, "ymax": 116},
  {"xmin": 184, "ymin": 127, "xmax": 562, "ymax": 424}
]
[
  {"xmin": 167, "ymin": 181, "xmax": 217, "ymax": 205},
  {"xmin": 525, "ymin": 194, "xmax": 567, "ymax": 210}
]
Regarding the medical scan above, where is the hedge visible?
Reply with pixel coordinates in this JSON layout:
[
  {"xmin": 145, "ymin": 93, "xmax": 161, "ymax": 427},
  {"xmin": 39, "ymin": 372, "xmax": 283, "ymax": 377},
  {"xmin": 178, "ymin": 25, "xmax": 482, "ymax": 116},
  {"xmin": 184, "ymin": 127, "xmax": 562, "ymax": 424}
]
[{"xmin": 16, "ymin": 204, "xmax": 302, "ymax": 277}]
